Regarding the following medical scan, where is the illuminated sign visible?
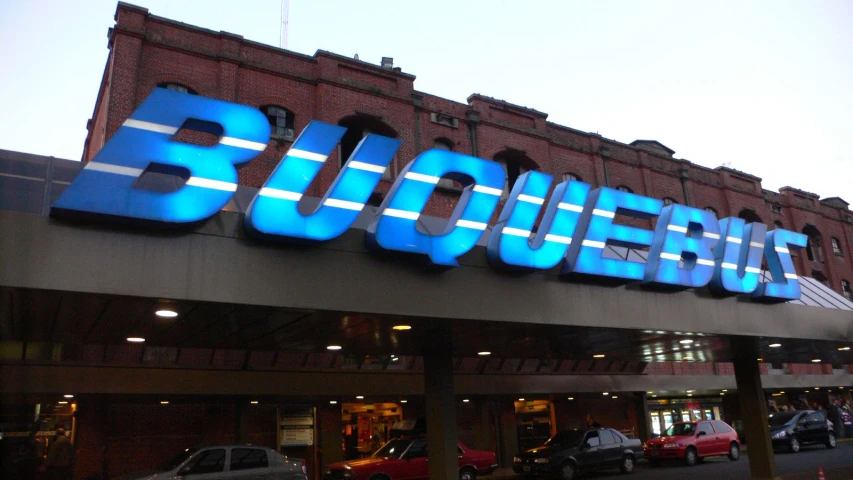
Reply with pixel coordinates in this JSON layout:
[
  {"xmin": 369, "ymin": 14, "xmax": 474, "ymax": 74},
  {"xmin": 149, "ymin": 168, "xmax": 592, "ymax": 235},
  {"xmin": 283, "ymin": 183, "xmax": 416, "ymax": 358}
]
[{"xmin": 53, "ymin": 88, "xmax": 808, "ymax": 301}]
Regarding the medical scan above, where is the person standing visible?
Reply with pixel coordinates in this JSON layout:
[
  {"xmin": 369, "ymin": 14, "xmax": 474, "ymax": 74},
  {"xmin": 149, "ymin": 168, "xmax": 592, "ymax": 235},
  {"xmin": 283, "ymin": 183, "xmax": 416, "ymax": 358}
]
[
  {"xmin": 44, "ymin": 427, "xmax": 74, "ymax": 480},
  {"xmin": 841, "ymin": 406, "xmax": 852, "ymax": 439}
]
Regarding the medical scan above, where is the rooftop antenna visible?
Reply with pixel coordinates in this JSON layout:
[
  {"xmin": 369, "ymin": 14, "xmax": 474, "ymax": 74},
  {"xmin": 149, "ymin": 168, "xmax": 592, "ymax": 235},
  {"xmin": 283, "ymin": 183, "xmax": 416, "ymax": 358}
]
[{"xmin": 280, "ymin": 0, "xmax": 289, "ymax": 49}]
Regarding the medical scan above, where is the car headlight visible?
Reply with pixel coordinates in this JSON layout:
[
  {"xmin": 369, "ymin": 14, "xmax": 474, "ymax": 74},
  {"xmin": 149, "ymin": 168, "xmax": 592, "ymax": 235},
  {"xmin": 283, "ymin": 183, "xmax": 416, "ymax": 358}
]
[
  {"xmin": 513, "ymin": 456, "xmax": 522, "ymax": 463},
  {"xmin": 772, "ymin": 431, "xmax": 787, "ymax": 439},
  {"xmin": 663, "ymin": 443, "xmax": 681, "ymax": 448},
  {"xmin": 534, "ymin": 458, "xmax": 549, "ymax": 464}
]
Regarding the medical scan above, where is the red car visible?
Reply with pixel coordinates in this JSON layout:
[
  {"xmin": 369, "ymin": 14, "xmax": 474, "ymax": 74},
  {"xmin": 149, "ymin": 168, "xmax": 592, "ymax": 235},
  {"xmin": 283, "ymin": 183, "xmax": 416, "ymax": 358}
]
[
  {"xmin": 643, "ymin": 420, "xmax": 741, "ymax": 466},
  {"xmin": 323, "ymin": 438, "xmax": 497, "ymax": 480}
]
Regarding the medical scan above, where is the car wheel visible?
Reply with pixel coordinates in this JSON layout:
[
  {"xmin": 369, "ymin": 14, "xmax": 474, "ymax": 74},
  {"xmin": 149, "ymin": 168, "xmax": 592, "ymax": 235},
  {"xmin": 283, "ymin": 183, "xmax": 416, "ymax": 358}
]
[
  {"xmin": 827, "ymin": 433, "xmax": 837, "ymax": 449},
  {"xmin": 459, "ymin": 467, "xmax": 476, "ymax": 480},
  {"xmin": 684, "ymin": 447, "xmax": 698, "ymax": 467},
  {"xmin": 620, "ymin": 455, "xmax": 635, "ymax": 474},
  {"xmin": 728, "ymin": 442, "xmax": 740, "ymax": 461},
  {"xmin": 789, "ymin": 438, "xmax": 800, "ymax": 453},
  {"xmin": 560, "ymin": 461, "xmax": 576, "ymax": 480}
]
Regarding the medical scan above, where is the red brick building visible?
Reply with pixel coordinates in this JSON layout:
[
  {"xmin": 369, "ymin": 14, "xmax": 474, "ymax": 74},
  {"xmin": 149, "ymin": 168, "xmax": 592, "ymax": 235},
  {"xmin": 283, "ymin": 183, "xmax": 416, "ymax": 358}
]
[{"xmin": 84, "ymin": 3, "xmax": 853, "ymax": 300}]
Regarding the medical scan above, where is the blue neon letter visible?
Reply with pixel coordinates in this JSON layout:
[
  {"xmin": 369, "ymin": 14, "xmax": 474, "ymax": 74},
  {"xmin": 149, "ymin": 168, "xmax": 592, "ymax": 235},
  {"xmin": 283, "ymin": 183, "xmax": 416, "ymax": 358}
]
[
  {"xmin": 487, "ymin": 172, "xmax": 590, "ymax": 270},
  {"xmin": 643, "ymin": 204, "xmax": 720, "ymax": 288},
  {"xmin": 52, "ymin": 88, "xmax": 269, "ymax": 224},
  {"xmin": 564, "ymin": 187, "xmax": 662, "ymax": 281},
  {"xmin": 245, "ymin": 121, "xmax": 400, "ymax": 242},
  {"xmin": 366, "ymin": 149, "xmax": 505, "ymax": 266},
  {"xmin": 708, "ymin": 217, "xmax": 767, "ymax": 295},
  {"xmin": 752, "ymin": 228, "xmax": 808, "ymax": 301}
]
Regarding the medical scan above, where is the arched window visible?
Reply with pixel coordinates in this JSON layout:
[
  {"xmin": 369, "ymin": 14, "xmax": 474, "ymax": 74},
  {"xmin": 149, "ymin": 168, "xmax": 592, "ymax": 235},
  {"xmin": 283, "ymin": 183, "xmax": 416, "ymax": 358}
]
[
  {"xmin": 562, "ymin": 173, "xmax": 581, "ymax": 182},
  {"xmin": 704, "ymin": 206, "xmax": 717, "ymax": 216},
  {"xmin": 662, "ymin": 197, "xmax": 677, "ymax": 206},
  {"xmin": 494, "ymin": 150, "xmax": 537, "ymax": 199},
  {"xmin": 831, "ymin": 237, "xmax": 843, "ymax": 256},
  {"xmin": 802, "ymin": 225, "xmax": 824, "ymax": 263},
  {"xmin": 433, "ymin": 139, "xmax": 461, "ymax": 190},
  {"xmin": 261, "ymin": 105, "xmax": 294, "ymax": 139},
  {"xmin": 338, "ymin": 115, "xmax": 398, "ymax": 178},
  {"xmin": 842, "ymin": 280, "xmax": 852, "ymax": 300},
  {"xmin": 158, "ymin": 82, "xmax": 196, "ymax": 95},
  {"xmin": 738, "ymin": 209, "xmax": 762, "ymax": 224},
  {"xmin": 617, "ymin": 186, "xmax": 633, "ymax": 193}
]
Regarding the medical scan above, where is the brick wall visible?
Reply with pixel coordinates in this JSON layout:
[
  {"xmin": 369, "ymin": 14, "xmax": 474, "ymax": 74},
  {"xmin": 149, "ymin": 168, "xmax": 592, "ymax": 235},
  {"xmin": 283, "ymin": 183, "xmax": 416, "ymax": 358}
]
[{"xmin": 85, "ymin": 2, "xmax": 853, "ymax": 296}]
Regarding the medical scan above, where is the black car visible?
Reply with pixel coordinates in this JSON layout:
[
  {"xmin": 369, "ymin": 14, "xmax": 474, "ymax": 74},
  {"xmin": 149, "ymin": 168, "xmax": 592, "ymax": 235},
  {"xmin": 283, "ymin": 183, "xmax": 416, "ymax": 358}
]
[
  {"xmin": 513, "ymin": 428, "xmax": 643, "ymax": 480},
  {"xmin": 769, "ymin": 410, "xmax": 838, "ymax": 453}
]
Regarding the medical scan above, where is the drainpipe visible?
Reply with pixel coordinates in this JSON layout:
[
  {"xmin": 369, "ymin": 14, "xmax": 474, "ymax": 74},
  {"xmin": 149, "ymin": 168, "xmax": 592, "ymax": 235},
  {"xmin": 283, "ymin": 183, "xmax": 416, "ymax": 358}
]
[
  {"xmin": 599, "ymin": 144, "xmax": 611, "ymax": 187},
  {"xmin": 466, "ymin": 109, "xmax": 480, "ymax": 157}
]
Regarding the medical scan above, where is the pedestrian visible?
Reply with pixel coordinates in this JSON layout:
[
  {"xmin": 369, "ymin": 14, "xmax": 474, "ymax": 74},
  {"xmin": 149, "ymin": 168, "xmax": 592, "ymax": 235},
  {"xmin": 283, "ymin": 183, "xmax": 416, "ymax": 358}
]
[
  {"xmin": 44, "ymin": 427, "xmax": 74, "ymax": 480},
  {"xmin": 827, "ymin": 401, "xmax": 844, "ymax": 438},
  {"xmin": 585, "ymin": 413, "xmax": 601, "ymax": 429},
  {"xmin": 842, "ymin": 406, "xmax": 852, "ymax": 439}
]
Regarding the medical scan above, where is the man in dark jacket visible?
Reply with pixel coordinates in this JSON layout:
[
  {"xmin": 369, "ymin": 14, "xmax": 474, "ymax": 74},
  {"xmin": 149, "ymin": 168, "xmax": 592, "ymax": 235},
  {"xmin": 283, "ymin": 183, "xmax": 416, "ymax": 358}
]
[
  {"xmin": 45, "ymin": 427, "xmax": 74, "ymax": 480},
  {"xmin": 827, "ymin": 401, "xmax": 843, "ymax": 438}
]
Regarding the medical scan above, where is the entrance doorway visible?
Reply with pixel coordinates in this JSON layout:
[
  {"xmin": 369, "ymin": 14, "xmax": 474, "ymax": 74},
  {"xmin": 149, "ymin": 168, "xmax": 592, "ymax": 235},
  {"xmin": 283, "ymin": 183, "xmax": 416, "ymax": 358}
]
[{"xmin": 341, "ymin": 402, "xmax": 403, "ymax": 459}]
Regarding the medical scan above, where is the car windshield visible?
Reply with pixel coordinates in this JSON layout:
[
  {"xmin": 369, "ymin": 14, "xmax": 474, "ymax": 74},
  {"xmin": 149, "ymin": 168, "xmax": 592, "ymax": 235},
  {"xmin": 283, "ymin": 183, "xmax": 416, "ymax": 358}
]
[
  {"xmin": 664, "ymin": 423, "xmax": 696, "ymax": 436},
  {"xmin": 544, "ymin": 431, "xmax": 584, "ymax": 447},
  {"xmin": 371, "ymin": 439, "xmax": 411, "ymax": 459},
  {"xmin": 158, "ymin": 448, "xmax": 197, "ymax": 472},
  {"xmin": 768, "ymin": 412, "xmax": 800, "ymax": 427}
]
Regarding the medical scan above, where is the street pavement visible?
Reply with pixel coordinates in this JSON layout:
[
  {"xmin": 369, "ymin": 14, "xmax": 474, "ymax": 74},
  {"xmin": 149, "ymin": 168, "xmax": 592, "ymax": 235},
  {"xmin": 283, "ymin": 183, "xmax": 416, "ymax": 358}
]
[{"xmin": 485, "ymin": 440, "xmax": 853, "ymax": 480}]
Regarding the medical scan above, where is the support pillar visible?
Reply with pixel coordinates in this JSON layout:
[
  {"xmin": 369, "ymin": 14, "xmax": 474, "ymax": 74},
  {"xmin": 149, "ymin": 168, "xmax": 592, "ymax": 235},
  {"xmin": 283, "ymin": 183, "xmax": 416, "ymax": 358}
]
[
  {"xmin": 318, "ymin": 402, "xmax": 343, "ymax": 466},
  {"xmin": 497, "ymin": 400, "xmax": 519, "ymax": 467},
  {"xmin": 473, "ymin": 398, "xmax": 493, "ymax": 452},
  {"xmin": 732, "ymin": 336, "xmax": 780, "ymax": 480},
  {"xmin": 634, "ymin": 392, "xmax": 652, "ymax": 442},
  {"xmin": 424, "ymin": 327, "xmax": 457, "ymax": 480},
  {"xmin": 235, "ymin": 399, "xmax": 249, "ymax": 444}
]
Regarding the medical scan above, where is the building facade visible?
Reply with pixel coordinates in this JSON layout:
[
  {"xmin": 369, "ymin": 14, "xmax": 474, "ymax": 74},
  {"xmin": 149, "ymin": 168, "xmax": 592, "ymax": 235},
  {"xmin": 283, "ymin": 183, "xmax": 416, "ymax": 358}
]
[{"xmin": 85, "ymin": 3, "xmax": 853, "ymax": 299}]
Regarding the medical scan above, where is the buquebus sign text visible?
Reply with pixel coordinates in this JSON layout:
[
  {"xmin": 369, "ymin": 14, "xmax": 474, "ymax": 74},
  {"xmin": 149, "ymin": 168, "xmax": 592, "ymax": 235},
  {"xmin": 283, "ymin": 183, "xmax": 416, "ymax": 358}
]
[{"xmin": 52, "ymin": 89, "xmax": 808, "ymax": 301}]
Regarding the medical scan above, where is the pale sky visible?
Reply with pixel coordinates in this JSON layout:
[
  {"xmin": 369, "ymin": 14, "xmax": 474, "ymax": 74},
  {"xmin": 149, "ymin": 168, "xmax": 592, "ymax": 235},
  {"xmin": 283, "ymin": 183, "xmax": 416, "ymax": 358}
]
[{"xmin": 1, "ymin": 0, "xmax": 851, "ymax": 200}]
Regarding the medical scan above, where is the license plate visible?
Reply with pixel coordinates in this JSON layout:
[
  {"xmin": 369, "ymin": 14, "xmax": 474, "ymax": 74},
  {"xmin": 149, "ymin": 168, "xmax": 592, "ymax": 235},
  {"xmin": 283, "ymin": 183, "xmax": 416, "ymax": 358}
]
[
  {"xmin": 650, "ymin": 451, "xmax": 660, "ymax": 456},
  {"xmin": 523, "ymin": 466, "xmax": 531, "ymax": 472}
]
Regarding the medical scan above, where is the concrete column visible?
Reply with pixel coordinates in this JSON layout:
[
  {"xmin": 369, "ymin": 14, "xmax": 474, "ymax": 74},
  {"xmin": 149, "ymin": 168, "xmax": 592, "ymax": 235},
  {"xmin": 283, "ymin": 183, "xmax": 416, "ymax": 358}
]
[
  {"xmin": 235, "ymin": 399, "xmax": 249, "ymax": 444},
  {"xmin": 732, "ymin": 336, "xmax": 780, "ymax": 480},
  {"xmin": 634, "ymin": 392, "xmax": 652, "ymax": 442},
  {"xmin": 424, "ymin": 327, "xmax": 457, "ymax": 480},
  {"xmin": 497, "ymin": 400, "xmax": 519, "ymax": 467},
  {"xmin": 318, "ymin": 402, "xmax": 343, "ymax": 466}
]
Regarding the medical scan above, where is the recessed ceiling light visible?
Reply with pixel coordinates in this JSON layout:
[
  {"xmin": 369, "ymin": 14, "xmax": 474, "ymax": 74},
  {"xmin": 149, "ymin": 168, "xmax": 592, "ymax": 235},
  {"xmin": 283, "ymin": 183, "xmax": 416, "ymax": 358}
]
[
  {"xmin": 686, "ymin": 390, "xmax": 694, "ymax": 393},
  {"xmin": 757, "ymin": 358, "xmax": 764, "ymax": 362},
  {"xmin": 838, "ymin": 347, "xmax": 851, "ymax": 351},
  {"xmin": 63, "ymin": 394, "xmax": 74, "ymax": 398},
  {"xmin": 392, "ymin": 325, "xmax": 412, "ymax": 331},
  {"xmin": 612, "ymin": 396, "xmax": 618, "ymax": 399},
  {"xmin": 687, "ymin": 394, "xmax": 693, "ymax": 397},
  {"xmin": 126, "ymin": 337, "xmax": 145, "ymax": 343},
  {"xmin": 840, "ymin": 387, "xmax": 846, "ymax": 390},
  {"xmin": 567, "ymin": 397, "xmax": 574, "ymax": 401},
  {"xmin": 329, "ymin": 400, "xmax": 338, "ymax": 404},
  {"xmin": 811, "ymin": 359, "xmax": 822, "ymax": 363},
  {"xmin": 768, "ymin": 343, "xmax": 782, "ymax": 348},
  {"xmin": 593, "ymin": 354, "xmax": 606, "ymax": 358},
  {"xmin": 646, "ymin": 391, "xmax": 653, "ymax": 394},
  {"xmin": 518, "ymin": 398, "xmax": 525, "ymax": 401},
  {"xmin": 58, "ymin": 401, "xmax": 68, "ymax": 405},
  {"xmin": 400, "ymin": 400, "xmax": 407, "ymax": 403},
  {"xmin": 679, "ymin": 339, "xmax": 694, "ymax": 344},
  {"xmin": 722, "ymin": 389, "xmax": 728, "ymax": 392},
  {"xmin": 815, "ymin": 387, "xmax": 820, "ymax": 390},
  {"xmin": 602, "ymin": 392, "xmax": 609, "ymax": 396},
  {"xmin": 805, "ymin": 390, "xmax": 810, "ymax": 393},
  {"xmin": 160, "ymin": 401, "xmax": 169, "ymax": 405},
  {"xmin": 720, "ymin": 393, "xmax": 725, "ymax": 396},
  {"xmin": 327, "ymin": 345, "xmax": 342, "ymax": 351},
  {"xmin": 463, "ymin": 399, "xmax": 470, "ymax": 403},
  {"xmin": 652, "ymin": 395, "xmax": 658, "ymax": 398},
  {"xmin": 355, "ymin": 395, "xmax": 364, "ymax": 400},
  {"xmin": 155, "ymin": 309, "xmax": 178, "ymax": 318},
  {"xmin": 250, "ymin": 401, "xmax": 259, "ymax": 404},
  {"xmin": 478, "ymin": 351, "xmax": 491, "ymax": 356}
]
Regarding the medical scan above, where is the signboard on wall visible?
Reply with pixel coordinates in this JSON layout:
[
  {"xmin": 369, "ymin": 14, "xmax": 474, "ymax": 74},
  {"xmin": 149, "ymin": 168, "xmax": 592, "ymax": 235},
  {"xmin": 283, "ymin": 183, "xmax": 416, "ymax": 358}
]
[{"xmin": 280, "ymin": 408, "xmax": 314, "ymax": 447}]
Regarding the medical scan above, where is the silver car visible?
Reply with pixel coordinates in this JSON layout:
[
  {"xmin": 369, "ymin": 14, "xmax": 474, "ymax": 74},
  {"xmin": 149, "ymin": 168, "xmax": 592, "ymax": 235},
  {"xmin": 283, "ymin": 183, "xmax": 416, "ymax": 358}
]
[{"xmin": 117, "ymin": 445, "xmax": 307, "ymax": 480}]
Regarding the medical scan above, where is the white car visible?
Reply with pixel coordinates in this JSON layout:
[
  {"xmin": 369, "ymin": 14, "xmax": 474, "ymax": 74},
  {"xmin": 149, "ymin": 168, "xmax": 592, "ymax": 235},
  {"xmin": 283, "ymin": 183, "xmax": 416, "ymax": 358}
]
[{"xmin": 117, "ymin": 445, "xmax": 306, "ymax": 480}]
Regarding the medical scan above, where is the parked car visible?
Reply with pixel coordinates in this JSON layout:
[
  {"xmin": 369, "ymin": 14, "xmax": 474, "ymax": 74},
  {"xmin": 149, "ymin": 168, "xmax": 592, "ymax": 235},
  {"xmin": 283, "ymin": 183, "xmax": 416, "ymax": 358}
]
[
  {"xmin": 769, "ymin": 410, "xmax": 838, "ymax": 453},
  {"xmin": 643, "ymin": 420, "xmax": 740, "ymax": 466},
  {"xmin": 512, "ymin": 428, "xmax": 643, "ymax": 479},
  {"xmin": 323, "ymin": 438, "xmax": 497, "ymax": 480},
  {"xmin": 116, "ymin": 445, "xmax": 307, "ymax": 480}
]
